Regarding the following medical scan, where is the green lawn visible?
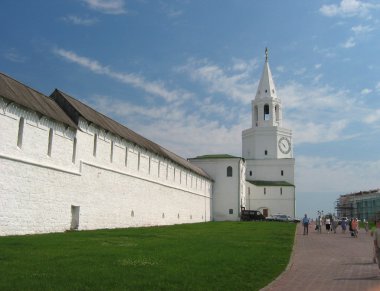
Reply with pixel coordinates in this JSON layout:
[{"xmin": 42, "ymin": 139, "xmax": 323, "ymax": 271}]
[{"xmin": 0, "ymin": 222, "xmax": 296, "ymax": 290}]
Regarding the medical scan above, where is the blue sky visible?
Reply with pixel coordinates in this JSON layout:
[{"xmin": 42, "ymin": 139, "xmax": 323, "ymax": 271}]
[{"xmin": 1, "ymin": 0, "xmax": 380, "ymax": 217}]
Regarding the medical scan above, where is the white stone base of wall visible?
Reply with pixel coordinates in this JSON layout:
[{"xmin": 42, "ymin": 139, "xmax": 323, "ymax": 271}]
[{"xmin": 0, "ymin": 157, "xmax": 211, "ymax": 236}]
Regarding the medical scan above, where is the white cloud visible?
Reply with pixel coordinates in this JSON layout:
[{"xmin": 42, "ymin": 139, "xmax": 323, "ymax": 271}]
[
  {"xmin": 277, "ymin": 81, "xmax": 376, "ymax": 144},
  {"xmin": 232, "ymin": 58, "xmax": 253, "ymax": 72},
  {"xmin": 296, "ymin": 155, "xmax": 380, "ymax": 193},
  {"xmin": 53, "ymin": 48, "xmax": 190, "ymax": 102},
  {"xmin": 294, "ymin": 67, "xmax": 307, "ymax": 76},
  {"xmin": 159, "ymin": 2, "xmax": 183, "ymax": 18},
  {"xmin": 177, "ymin": 58, "xmax": 258, "ymax": 104},
  {"xmin": 313, "ymin": 74, "xmax": 323, "ymax": 83},
  {"xmin": 313, "ymin": 46, "xmax": 336, "ymax": 58},
  {"xmin": 279, "ymin": 82, "xmax": 351, "ymax": 111},
  {"xmin": 352, "ymin": 24, "xmax": 374, "ymax": 34},
  {"xmin": 376, "ymin": 82, "xmax": 380, "ymax": 91},
  {"xmin": 82, "ymin": 0, "xmax": 126, "ymax": 14},
  {"xmin": 290, "ymin": 120, "xmax": 349, "ymax": 144},
  {"xmin": 320, "ymin": 0, "xmax": 380, "ymax": 18},
  {"xmin": 361, "ymin": 88, "xmax": 372, "ymax": 95},
  {"xmin": 341, "ymin": 37, "xmax": 356, "ymax": 48},
  {"xmin": 363, "ymin": 109, "xmax": 380, "ymax": 124},
  {"xmin": 62, "ymin": 15, "xmax": 98, "ymax": 26},
  {"xmin": 315, "ymin": 64, "xmax": 322, "ymax": 69},
  {"xmin": 276, "ymin": 66, "xmax": 285, "ymax": 73},
  {"xmin": 3, "ymin": 49, "xmax": 26, "ymax": 63}
]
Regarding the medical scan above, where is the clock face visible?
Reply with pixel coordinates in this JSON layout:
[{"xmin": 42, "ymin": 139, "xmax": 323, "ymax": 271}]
[{"xmin": 278, "ymin": 137, "xmax": 291, "ymax": 154}]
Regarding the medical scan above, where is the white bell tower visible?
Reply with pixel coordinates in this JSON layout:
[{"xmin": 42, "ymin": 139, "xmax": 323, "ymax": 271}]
[
  {"xmin": 252, "ymin": 48, "xmax": 283, "ymax": 129},
  {"xmin": 242, "ymin": 48, "xmax": 295, "ymax": 217}
]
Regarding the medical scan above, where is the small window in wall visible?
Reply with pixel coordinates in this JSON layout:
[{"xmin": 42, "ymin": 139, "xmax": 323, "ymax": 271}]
[
  {"xmin": 280, "ymin": 188, "xmax": 283, "ymax": 195},
  {"xmin": 17, "ymin": 117, "xmax": 24, "ymax": 148},
  {"xmin": 148, "ymin": 157, "xmax": 151, "ymax": 174},
  {"xmin": 227, "ymin": 166, "xmax": 233, "ymax": 177},
  {"xmin": 110, "ymin": 141, "xmax": 114, "ymax": 163},
  {"xmin": 281, "ymin": 170, "xmax": 284, "ymax": 176},
  {"xmin": 125, "ymin": 147, "xmax": 128, "ymax": 167},
  {"xmin": 249, "ymin": 170, "xmax": 252, "ymax": 176},
  {"xmin": 72, "ymin": 137, "xmax": 77, "ymax": 163},
  {"xmin": 254, "ymin": 105, "xmax": 258, "ymax": 124},
  {"xmin": 264, "ymin": 188, "xmax": 266, "ymax": 195},
  {"xmin": 93, "ymin": 134, "xmax": 97, "ymax": 157},
  {"xmin": 248, "ymin": 187, "xmax": 250, "ymax": 195},
  {"xmin": 229, "ymin": 209, "xmax": 233, "ymax": 214},
  {"xmin": 275, "ymin": 105, "xmax": 280, "ymax": 121},
  {"xmin": 47, "ymin": 128, "xmax": 53, "ymax": 157},
  {"xmin": 265, "ymin": 150, "xmax": 268, "ymax": 156}
]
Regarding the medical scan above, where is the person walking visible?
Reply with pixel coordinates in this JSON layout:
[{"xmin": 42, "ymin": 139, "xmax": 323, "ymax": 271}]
[
  {"xmin": 341, "ymin": 218, "xmax": 347, "ymax": 234},
  {"xmin": 325, "ymin": 217, "xmax": 331, "ymax": 233},
  {"xmin": 351, "ymin": 218, "xmax": 358, "ymax": 237},
  {"xmin": 372, "ymin": 220, "xmax": 380, "ymax": 268},
  {"xmin": 332, "ymin": 216, "xmax": 338, "ymax": 234},
  {"xmin": 315, "ymin": 216, "xmax": 319, "ymax": 232},
  {"xmin": 302, "ymin": 214, "xmax": 309, "ymax": 235},
  {"xmin": 371, "ymin": 221, "xmax": 378, "ymax": 264}
]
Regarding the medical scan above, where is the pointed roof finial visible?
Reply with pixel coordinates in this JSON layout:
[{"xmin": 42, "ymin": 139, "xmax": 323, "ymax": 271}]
[{"xmin": 265, "ymin": 47, "xmax": 268, "ymax": 62}]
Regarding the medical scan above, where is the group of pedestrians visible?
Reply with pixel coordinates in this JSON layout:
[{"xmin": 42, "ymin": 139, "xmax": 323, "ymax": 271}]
[
  {"xmin": 301, "ymin": 214, "xmax": 360, "ymax": 237},
  {"xmin": 301, "ymin": 213, "xmax": 380, "ymax": 272}
]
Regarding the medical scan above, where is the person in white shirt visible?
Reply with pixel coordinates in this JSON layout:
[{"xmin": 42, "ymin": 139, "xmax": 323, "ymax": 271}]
[{"xmin": 325, "ymin": 217, "xmax": 331, "ymax": 232}]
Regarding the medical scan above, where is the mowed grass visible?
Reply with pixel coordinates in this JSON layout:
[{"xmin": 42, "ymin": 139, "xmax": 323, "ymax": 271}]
[{"xmin": 0, "ymin": 222, "xmax": 296, "ymax": 290}]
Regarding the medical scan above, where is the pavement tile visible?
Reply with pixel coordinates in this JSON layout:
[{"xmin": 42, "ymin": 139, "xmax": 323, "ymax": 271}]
[{"xmin": 261, "ymin": 222, "xmax": 380, "ymax": 291}]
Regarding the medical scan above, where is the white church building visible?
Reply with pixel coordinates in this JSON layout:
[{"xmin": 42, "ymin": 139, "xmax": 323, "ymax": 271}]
[
  {"xmin": 0, "ymin": 50, "xmax": 295, "ymax": 236},
  {"xmin": 242, "ymin": 50, "xmax": 295, "ymax": 217}
]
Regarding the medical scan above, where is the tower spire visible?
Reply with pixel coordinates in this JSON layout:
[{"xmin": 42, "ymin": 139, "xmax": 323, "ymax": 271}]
[{"xmin": 255, "ymin": 48, "xmax": 278, "ymax": 100}]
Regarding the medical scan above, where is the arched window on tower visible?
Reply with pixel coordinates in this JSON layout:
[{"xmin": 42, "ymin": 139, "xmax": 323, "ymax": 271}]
[
  {"xmin": 254, "ymin": 105, "xmax": 258, "ymax": 126},
  {"xmin": 264, "ymin": 104, "xmax": 270, "ymax": 120},
  {"xmin": 275, "ymin": 105, "xmax": 280, "ymax": 122},
  {"xmin": 227, "ymin": 166, "xmax": 233, "ymax": 177}
]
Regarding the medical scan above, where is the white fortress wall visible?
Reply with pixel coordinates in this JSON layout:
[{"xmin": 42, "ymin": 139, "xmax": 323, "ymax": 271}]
[{"xmin": 0, "ymin": 100, "xmax": 212, "ymax": 236}]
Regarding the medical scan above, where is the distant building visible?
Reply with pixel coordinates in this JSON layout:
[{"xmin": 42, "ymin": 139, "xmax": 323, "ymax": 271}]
[{"xmin": 336, "ymin": 189, "xmax": 380, "ymax": 221}]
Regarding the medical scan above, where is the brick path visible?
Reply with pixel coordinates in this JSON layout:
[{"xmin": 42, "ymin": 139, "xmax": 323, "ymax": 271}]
[{"xmin": 261, "ymin": 222, "xmax": 380, "ymax": 291}]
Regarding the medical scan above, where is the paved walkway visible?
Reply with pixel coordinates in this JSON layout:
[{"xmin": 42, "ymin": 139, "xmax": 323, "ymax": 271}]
[{"xmin": 262, "ymin": 223, "xmax": 380, "ymax": 291}]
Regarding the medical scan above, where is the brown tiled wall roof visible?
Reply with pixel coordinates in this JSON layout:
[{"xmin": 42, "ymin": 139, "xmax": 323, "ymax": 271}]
[
  {"xmin": 51, "ymin": 89, "xmax": 210, "ymax": 179},
  {"xmin": 0, "ymin": 73, "xmax": 77, "ymax": 128}
]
